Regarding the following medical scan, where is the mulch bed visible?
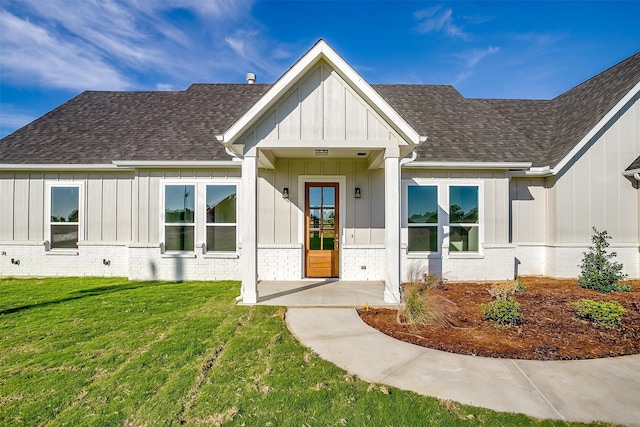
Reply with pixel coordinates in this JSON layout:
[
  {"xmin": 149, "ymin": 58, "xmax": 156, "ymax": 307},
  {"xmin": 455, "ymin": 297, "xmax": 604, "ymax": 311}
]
[{"xmin": 358, "ymin": 277, "xmax": 640, "ymax": 360}]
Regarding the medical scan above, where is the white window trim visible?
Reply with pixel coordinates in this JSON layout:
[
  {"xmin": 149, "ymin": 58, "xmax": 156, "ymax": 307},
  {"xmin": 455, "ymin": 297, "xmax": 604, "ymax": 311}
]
[
  {"xmin": 446, "ymin": 181, "xmax": 484, "ymax": 257},
  {"xmin": 403, "ymin": 182, "xmax": 441, "ymax": 255},
  {"xmin": 160, "ymin": 180, "xmax": 240, "ymax": 254},
  {"xmin": 45, "ymin": 181, "xmax": 85, "ymax": 252},
  {"xmin": 402, "ymin": 179, "xmax": 484, "ymax": 257}
]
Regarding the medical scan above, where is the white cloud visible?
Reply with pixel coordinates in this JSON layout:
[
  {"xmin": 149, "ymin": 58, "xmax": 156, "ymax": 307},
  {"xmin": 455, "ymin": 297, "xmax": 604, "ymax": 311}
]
[
  {"xmin": 0, "ymin": 0, "xmax": 287, "ymax": 92},
  {"xmin": 0, "ymin": 10, "xmax": 132, "ymax": 90},
  {"xmin": 456, "ymin": 46, "xmax": 500, "ymax": 68},
  {"xmin": 414, "ymin": 6, "xmax": 469, "ymax": 39}
]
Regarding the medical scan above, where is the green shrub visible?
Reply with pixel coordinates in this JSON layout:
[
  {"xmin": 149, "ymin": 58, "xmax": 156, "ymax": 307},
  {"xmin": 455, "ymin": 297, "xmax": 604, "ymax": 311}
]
[
  {"xmin": 481, "ymin": 297, "xmax": 523, "ymax": 325},
  {"xmin": 578, "ymin": 228, "xmax": 631, "ymax": 293},
  {"xmin": 573, "ymin": 299, "xmax": 626, "ymax": 329}
]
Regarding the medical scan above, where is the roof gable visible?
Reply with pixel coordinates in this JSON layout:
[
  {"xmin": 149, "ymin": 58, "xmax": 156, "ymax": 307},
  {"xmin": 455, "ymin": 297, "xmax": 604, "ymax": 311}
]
[{"xmin": 217, "ymin": 40, "xmax": 423, "ymax": 154}]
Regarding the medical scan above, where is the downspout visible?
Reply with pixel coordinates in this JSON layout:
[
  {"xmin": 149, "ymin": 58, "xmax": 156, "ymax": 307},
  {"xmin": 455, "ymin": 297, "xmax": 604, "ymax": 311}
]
[{"xmin": 399, "ymin": 149, "xmax": 418, "ymax": 167}]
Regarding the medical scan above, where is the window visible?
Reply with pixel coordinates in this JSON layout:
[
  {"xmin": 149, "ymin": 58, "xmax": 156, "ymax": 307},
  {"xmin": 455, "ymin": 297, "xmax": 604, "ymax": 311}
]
[
  {"xmin": 49, "ymin": 185, "xmax": 81, "ymax": 249},
  {"xmin": 164, "ymin": 185, "xmax": 195, "ymax": 251},
  {"xmin": 206, "ymin": 185, "xmax": 237, "ymax": 252},
  {"xmin": 407, "ymin": 185, "xmax": 438, "ymax": 252},
  {"xmin": 162, "ymin": 183, "xmax": 237, "ymax": 253},
  {"xmin": 449, "ymin": 185, "xmax": 479, "ymax": 252}
]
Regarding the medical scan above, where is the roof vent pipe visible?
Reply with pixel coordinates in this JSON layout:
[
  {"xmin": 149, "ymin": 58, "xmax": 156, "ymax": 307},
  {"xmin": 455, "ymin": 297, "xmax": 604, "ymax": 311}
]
[{"xmin": 246, "ymin": 73, "xmax": 256, "ymax": 84}]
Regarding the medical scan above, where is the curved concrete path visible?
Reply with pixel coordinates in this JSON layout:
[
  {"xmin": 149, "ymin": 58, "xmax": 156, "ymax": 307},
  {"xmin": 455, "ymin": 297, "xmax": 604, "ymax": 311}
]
[{"xmin": 286, "ymin": 307, "xmax": 640, "ymax": 426}]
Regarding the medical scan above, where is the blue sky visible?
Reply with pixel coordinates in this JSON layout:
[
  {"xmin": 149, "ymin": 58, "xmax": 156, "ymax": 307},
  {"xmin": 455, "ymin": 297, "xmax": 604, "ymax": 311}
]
[{"xmin": 1, "ymin": 0, "xmax": 639, "ymax": 138}]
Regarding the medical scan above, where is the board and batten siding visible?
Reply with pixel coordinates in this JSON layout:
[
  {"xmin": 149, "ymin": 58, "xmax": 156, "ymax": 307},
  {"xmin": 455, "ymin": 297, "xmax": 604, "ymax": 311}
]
[
  {"xmin": 551, "ymin": 93, "xmax": 639, "ymax": 244},
  {"xmin": 0, "ymin": 172, "xmax": 133, "ymax": 243},
  {"xmin": 257, "ymin": 159, "xmax": 385, "ymax": 246},
  {"xmin": 243, "ymin": 61, "xmax": 401, "ymax": 144},
  {"xmin": 510, "ymin": 177, "xmax": 548, "ymax": 243}
]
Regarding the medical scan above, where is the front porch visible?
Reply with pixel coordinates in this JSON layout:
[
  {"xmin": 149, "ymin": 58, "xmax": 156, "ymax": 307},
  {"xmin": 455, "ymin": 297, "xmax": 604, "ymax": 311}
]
[{"xmin": 249, "ymin": 280, "xmax": 395, "ymax": 307}]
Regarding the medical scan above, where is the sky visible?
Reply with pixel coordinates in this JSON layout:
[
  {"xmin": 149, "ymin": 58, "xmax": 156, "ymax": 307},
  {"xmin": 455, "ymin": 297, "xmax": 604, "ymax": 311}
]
[{"xmin": 1, "ymin": 0, "xmax": 639, "ymax": 138}]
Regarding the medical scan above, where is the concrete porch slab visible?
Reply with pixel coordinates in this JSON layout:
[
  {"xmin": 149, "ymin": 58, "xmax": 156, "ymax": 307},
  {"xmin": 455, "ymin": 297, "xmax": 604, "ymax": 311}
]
[{"xmin": 251, "ymin": 280, "xmax": 394, "ymax": 307}]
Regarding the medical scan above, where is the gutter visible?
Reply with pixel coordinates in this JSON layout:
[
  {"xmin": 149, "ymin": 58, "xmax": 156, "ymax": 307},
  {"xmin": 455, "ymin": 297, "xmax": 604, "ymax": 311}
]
[
  {"xmin": 0, "ymin": 163, "xmax": 119, "ymax": 171},
  {"xmin": 404, "ymin": 161, "xmax": 532, "ymax": 170},
  {"xmin": 622, "ymin": 168, "xmax": 640, "ymax": 181}
]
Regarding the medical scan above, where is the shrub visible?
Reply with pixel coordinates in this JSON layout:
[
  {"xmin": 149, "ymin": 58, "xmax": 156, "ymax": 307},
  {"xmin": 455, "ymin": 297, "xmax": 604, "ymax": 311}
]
[
  {"xmin": 481, "ymin": 297, "xmax": 523, "ymax": 325},
  {"xmin": 578, "ymin": 228, "xmax": 631, "ymax": 293},
  {"xmin": 397, "ymin": 281, "xmax": 458, "ymax": 328},
  {"xmin": 573, "ymin": 299, "xmax": 626, "ymax": 329}
]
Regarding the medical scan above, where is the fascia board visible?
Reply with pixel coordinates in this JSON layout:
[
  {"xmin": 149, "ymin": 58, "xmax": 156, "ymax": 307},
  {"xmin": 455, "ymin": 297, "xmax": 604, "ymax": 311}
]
[
  {"xmin": 404, "ymin": 161, "xmax": 533, "ymax": 170},
  {"xmin": 552, "ymin": 81, "xmax": 640, "ymax": 175},
  {"xmin": 112, "ymin": 160, "xmax": 241, "ymax": 169},
  {"xmin": 218, "ymin": 40, "xmax": 423, "ymax": 146}
]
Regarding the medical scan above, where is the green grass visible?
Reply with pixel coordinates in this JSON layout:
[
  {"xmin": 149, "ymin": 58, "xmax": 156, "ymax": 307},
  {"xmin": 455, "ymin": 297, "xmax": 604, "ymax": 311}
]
[{"xmin": 0, "ymin": 277, "xmax": 603, "ymax": 426}]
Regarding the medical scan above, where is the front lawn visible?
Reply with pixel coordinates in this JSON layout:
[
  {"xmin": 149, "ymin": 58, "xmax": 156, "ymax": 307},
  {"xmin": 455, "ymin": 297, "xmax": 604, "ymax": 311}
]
[{"xmin": 0, "ymin": 277, "xmax": 597, "ymax": 426}]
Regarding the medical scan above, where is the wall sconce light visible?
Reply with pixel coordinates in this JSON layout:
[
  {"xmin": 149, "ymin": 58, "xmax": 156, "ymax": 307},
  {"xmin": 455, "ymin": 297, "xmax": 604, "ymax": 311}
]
[
  {"xmin": 11, "ymin": 258, "xmax": 20, "ymax": 265},
  {"xmin": 283, "ymin": 187, "xmax": 289, "ymax": 199},
  {"xmin": 103, "ymin": 259, "xmax": 111, "ymax": 266},
  {"xmin": 355, "ymin": 188, "xmax": 362, "ymax": 198}
]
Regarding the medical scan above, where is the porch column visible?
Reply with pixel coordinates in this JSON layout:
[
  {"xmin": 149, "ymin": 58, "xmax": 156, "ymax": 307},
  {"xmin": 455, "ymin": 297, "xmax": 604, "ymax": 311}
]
[
  {"xmin": 384, "ymin": 153, "xmax": 401, "ymax": 303},
  {"xmin": 241, "ymin": 151, "xmax": 258, "ymax": 303}
]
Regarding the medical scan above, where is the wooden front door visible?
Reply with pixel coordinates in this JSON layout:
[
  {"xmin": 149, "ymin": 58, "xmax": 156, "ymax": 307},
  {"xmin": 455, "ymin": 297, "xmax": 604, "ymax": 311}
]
[{"xmin": 305, "ymin": 183, "xmax": 339, "ymax": 277}]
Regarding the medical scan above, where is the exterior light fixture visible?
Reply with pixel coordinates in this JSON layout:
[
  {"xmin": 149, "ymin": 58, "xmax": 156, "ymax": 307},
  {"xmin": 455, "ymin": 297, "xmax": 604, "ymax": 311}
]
[
  {"xmin": 355, "ymin": 188, "xmax": 362, "ymax": 198},
  {"xmin": 315, "ymin": 149, "xmax": 329, "ymax": 156},
  {"xmin": 283, "ymin": 187, "xmax": 289, "ymax": 199}
]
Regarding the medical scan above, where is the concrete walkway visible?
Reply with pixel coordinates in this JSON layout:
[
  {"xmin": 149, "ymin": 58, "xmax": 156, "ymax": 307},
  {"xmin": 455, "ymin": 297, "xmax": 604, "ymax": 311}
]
[{"xmin": 286, "ymin": 307, "xmax": 640, "ymax": 426}]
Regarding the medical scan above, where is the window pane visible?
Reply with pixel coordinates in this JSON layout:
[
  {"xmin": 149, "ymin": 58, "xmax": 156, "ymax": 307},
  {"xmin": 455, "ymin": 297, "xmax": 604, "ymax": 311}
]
[
  {"xmin": 309, "ymin": 209, "xmax": 321, "ymax": 228},
  {"xmin": 51, "ymin": 187, "xmax": 79, "ymax": 223},
  {"xmin": 450, "ymin": 186, "xmax": 478, "ymax": 224},
  {"xmin": 206, "ymin": 185, "xmax": 236, "ymax": 223},
  {"xmin": 322, "ymin": 187, "xmax": 335, "ymax": 207},
  {"xmin": 449, "ymin": 226, "xmax": 479, "ymax": 252},
  {"xmin": 408, "ymin": 186, "xmax": 437, "ymax": 224},
  {"xmin": 322, "ymin": 209, "xmax": 335, "ymax": 227},
  {"xmin": 309, "ymin": 187, "xmax": 321, "ymax": 208},
  {"xmin": 165, "ymin": 185, "xmax": 195, "ymax": 223},
  {"xmin": 309, "ymin": 230, "xmax": 321, "ymax": 250},
  {"xmin": 51, "ymin": 225, "xmax": 78, "ymax": 249},
  {"xmin": 323, "ymin": 229, "xmax": 335, "ymax": 251},
  {"xmin": 165, "ymin": 225, "xmax": 194, "ymax": 251},
  {"xmin": 408, "ymin": 226, "xmax": 438, "ymax": 252},
  {"xmin": 207, "ymin": 226, "xmax": 236, "ymax": 252}
]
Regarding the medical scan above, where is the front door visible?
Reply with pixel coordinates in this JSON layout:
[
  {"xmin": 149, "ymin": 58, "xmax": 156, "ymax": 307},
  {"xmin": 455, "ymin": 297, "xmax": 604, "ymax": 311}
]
[{"xmin": 305, "ymin": 183, "xmax": 339, "ymax": 277}]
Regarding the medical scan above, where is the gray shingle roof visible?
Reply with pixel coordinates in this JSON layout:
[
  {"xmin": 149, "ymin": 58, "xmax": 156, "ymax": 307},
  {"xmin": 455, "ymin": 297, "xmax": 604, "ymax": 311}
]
[
  {"xmin": 627, "ymin": 156, "xmax": 640, "ymax": 171},
  {"xmin": 0, "ymin": 84, "xmax": 269, "ymax": 164},
  {"xmin": 1, "ymin": 53, "xmax": 638, "ymax": 168}
]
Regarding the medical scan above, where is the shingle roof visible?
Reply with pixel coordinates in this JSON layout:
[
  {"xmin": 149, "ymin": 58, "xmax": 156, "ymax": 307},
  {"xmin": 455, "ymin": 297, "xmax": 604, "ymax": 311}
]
[
  {"xmin": 1, "ymin": 53, "xmax": 638, "ymax": 168},
  {"xmin": 627, "ymin": 156, "xmax": 640, "ymax": 172},
  {"xmin": 0, "ymin": 84, "xmax": 269, "ymax": 164}
]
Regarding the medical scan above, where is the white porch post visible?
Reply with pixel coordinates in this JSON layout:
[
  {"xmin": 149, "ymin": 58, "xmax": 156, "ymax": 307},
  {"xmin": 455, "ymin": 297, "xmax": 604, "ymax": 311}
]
[
  {"xmin": 241, "ymin": 150, "xmax": 258, "ymax": 303},
  {"xmin": 384, "ymin": 152, "xmax": 401, "ymax": 303}
]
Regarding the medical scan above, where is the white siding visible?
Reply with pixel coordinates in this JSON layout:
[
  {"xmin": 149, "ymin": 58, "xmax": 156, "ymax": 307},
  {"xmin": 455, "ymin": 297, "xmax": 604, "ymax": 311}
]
[
  {"xmin": 245, "ymin": 61, "xmax": 399, "ymax": 144},
  {"xmin": 0, "ymin": 172, "xmax": 133, "ymax": 243},
  {"xmin": 552, "ymin": 95, "xmax": 639, "ymax": 244}
]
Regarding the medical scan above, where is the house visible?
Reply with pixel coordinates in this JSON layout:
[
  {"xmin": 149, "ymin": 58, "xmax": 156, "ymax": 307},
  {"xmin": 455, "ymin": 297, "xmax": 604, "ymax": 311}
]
[{"xmin": 1, "ymin": 40, "xmax": 639, "ymax": 303}]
